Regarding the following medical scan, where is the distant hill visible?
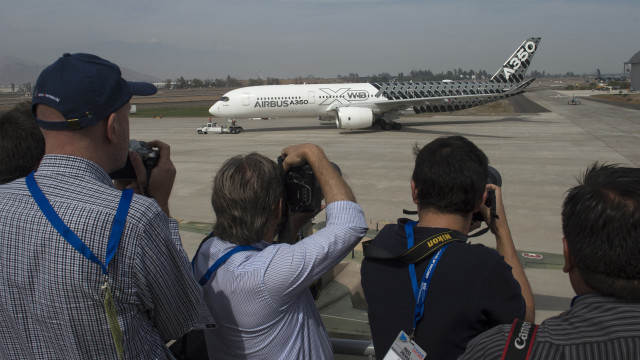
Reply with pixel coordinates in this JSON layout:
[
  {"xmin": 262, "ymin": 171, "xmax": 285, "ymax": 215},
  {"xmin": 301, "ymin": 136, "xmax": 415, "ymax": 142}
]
[
  {"xmin": 0, "ymin": 55, "xmax": 161, "ymax": 86},
  {"xmin": 0, "ymin": 56, "xmax": 45, "ymax": 86},
  {"xmin": 119, "ymin": 68, "xmax": 162, "ymax": 84},
  {"xmin": 1, "ymin": 40, "xmax": 261, "ymax": 84}
]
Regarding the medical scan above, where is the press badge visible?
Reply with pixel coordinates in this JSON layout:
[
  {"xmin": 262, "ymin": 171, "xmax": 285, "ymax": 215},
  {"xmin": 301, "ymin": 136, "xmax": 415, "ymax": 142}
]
[{"xmin": 383, "ymin": 330, "xmax": 427, "ymax": 360}]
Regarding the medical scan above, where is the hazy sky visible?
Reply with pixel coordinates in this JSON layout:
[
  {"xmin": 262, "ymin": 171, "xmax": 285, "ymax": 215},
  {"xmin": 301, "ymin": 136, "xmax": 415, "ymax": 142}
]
[{"xmin": 2, "ymin": 0, "xmax": 639, "ymax": 80}]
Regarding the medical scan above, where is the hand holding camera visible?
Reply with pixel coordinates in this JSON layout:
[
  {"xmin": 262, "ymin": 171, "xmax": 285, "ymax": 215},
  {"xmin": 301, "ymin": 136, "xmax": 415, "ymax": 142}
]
[
  {"xmin": 277, "ymin": 143, "xmax": 353, "ymax": 244},
  {"xmin": 476, "ymin": 167, "xmax": 510, "ymax": 238},
  {"xmin": 279, "ymin": 144, "xmax": 343, "ymax": 212},
  {"xmin": 112, "ymin": 139, "xmax": 176, "ymax": 216},
  {"xmin": 110, "ymin": 140, "xmax": 158, "ymax": 181},
  {"xmin": 469, "ymin": 166, "xmax": 505, "ymax": 237}
]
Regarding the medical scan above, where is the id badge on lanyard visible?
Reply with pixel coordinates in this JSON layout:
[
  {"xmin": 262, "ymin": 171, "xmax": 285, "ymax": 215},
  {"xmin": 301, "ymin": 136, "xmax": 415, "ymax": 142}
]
[
  {"xmin": 383, "ymin": 221, "xmax": 448, "ymax": 360},
  {"xmin": 384, "ymin": 330, "xmax": 427, "ymax": 360}
]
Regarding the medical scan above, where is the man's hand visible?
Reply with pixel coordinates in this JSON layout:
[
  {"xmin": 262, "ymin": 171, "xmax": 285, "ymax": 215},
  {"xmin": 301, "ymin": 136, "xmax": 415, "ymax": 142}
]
[
  {"xmin": 114, "ymin": 140, "xmax": 175, "ymax": 217},
  {"xmin": 146, "ymin": 140, "xmax": 176, "ymax": 216},
  {"xmin": 280, "ymin": 143, "xmax": 356, "ymax": 205},
  {"xmin": 279, "ymin": 143, "xmax": 320, "ymax": 172},
  {"xmin": 479, "ymin": 184, "xmax": 508, "ymax": 236}
]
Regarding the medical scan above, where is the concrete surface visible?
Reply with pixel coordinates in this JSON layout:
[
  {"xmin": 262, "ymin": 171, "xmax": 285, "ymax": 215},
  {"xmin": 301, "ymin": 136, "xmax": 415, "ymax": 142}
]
[{"xmin": 128, "ymin": 87, "xmax": 640, "ymax": 334}]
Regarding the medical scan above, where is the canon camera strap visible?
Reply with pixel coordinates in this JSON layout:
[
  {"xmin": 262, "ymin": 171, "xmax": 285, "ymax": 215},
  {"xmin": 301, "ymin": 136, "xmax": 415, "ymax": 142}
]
[
  {"xmin": 501, "ymin": 319, "xmax": 538, "ymax": 360},
  {"xmin": 362, "ymin": 223, "xmax": 461, "ymax": 264}
]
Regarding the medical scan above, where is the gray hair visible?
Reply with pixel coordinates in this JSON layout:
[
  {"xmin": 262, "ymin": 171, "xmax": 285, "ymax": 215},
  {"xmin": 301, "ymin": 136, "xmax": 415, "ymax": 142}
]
[{"xmin": 211, "ymin": 153, "xmax": 284, "ymax": 245}]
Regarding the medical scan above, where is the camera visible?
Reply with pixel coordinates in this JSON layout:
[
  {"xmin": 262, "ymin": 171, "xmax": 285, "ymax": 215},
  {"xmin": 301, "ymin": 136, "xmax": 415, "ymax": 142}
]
[
  {"xmin": 484, "ymin": 166, "xmax": 502, "ymax": 207},
  {"xmin": 109, "ymin": 140, "xmax": 159, "ymax": 180},
  {"xmin": 278, "ymin": 156, "xmax": 341, "ymax": 213},
  {"xmin": 472, "ymin": 166, "xmax": 502, "ymax": 222}
]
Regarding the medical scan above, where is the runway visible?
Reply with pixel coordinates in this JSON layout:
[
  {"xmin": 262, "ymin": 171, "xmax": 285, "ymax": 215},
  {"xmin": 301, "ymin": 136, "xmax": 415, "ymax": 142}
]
[{"xmin": 128, "ymin": 88, "xmax": 640, "ymax": 327}]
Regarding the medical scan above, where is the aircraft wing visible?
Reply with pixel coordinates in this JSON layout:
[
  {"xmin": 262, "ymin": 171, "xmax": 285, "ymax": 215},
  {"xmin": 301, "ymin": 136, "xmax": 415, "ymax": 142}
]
[{"xmin": 362, "ymin": 79, "xmax": 536, "ymax": 114}]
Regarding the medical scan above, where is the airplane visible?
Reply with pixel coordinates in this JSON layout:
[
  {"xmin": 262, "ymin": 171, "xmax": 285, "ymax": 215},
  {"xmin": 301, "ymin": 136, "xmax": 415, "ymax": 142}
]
[
  {"xmin": 595, "ymin": 69, "xmax": 627, "ymax": 82},
  {"xmin": 209, "ymin": 37, "xmax": 541, "ymax": 131}
]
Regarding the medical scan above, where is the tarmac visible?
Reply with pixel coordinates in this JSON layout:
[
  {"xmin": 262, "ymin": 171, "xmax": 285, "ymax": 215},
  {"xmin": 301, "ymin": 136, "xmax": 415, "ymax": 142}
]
[{"xmin": 128, "ymin": 86, "xmax": 640, "ymax": 339}]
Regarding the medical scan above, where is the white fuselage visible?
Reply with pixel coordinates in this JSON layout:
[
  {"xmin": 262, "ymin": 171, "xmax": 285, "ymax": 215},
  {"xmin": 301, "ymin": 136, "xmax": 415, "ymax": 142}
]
[
  {"xmin": 209, "ymin": 83, "xmax": 381, "ymax": 119},
  {"xmin": 208, "ymin": 37, "xmax": 541, "ymax": 132}
]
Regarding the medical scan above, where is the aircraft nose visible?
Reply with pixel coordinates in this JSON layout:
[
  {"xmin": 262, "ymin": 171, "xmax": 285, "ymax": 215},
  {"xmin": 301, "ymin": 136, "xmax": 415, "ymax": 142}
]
[{"xmin": 209, "ymin": 103, "xmax": 219, "ymax": 117}]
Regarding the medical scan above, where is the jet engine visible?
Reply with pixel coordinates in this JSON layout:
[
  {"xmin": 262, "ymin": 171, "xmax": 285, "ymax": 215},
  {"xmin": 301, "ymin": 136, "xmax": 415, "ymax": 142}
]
[{"xmin": 335, "ymin": 107, "xmax": 374, "ymax": 130}]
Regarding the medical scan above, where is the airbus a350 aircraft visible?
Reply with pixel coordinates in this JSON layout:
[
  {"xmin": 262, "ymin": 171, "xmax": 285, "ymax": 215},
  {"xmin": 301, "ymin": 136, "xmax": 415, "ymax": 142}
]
[{"xmin": 209, "ymin": 37, "xmax": 541, "ymax": 131}]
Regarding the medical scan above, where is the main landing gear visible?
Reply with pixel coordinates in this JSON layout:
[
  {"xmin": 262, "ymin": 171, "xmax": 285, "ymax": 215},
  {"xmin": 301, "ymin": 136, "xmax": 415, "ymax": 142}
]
[{"xmin": 376, "ymin": 118, "xmax": 402, "ymax": 130}]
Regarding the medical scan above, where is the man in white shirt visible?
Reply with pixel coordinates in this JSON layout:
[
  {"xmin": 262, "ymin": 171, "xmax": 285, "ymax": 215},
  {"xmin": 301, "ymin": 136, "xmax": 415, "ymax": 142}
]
[{"xmin": 193, "ymin": 144, "xmax": 368, "ymax": 359}]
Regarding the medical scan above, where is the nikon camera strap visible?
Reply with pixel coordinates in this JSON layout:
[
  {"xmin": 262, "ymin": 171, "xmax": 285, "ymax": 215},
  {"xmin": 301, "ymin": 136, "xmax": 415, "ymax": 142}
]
[{"xmin": 362, "ymin": 223, "xmax": 462, "ymax": 264}]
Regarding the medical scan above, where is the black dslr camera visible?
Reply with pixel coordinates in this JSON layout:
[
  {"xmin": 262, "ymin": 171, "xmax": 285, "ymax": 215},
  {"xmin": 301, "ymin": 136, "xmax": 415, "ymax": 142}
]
[
  {"xmin": 472, "ymin": 165, "xmax": 502, "ymax": 222},
  {"xmin": 109, "ymin": 140, "xmax": 159, "ymax": 180},
  {"xmin": 485, "ymin": 166, "xmax": 502, "ymax": 206},
  {"xmin": 277, "ymin": 156, "xmax": 341, "ymax": 213},
  {"xmin": 277, "ymin": 156, "xmax": 340, "ymax": 301}
]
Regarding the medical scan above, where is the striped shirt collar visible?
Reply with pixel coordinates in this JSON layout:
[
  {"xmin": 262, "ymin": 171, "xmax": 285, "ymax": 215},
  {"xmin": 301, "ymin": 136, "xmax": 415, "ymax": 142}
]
[{"xmin": 571, "ymin": 293, "xmax": 640, "ymax": 308}]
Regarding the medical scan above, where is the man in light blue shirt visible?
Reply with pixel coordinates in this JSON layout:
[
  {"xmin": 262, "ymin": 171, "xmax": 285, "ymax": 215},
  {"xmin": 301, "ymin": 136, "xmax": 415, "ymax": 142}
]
[{"xmin": 193, "ymin": 144, "xmax": 368, "ymax": 359}]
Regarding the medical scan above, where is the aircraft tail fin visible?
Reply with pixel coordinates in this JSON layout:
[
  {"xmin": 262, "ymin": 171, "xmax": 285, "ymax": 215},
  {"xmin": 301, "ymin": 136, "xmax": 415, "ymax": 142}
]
[{"xmin": 491, "ymin": 37, "xmax": 541, "ymax": 84}]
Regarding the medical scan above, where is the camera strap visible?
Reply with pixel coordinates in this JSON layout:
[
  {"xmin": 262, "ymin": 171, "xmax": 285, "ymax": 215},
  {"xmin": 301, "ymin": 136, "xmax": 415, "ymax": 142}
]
[
  {"xmin": 197, "ymin": 245, "xmax": 260, "ymax": 286},
  {"xmin": 501, "ymin": 319, "xmax": 538, "ymax": 360},
  {"xmin": 26, "ymin": 172, "xmax": 133, "ymax": 276},
  {"xmin": 405, "ymin": 221, "xmax": 450, "ymax": 338},
  {"xmin": 362, "ymin": 224, "xmax": 460, "ymax": 264}
]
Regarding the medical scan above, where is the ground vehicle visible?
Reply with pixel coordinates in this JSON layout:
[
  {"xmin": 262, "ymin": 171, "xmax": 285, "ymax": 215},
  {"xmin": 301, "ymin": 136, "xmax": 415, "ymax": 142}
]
[
  {"xmin": 196, "ymin": 122, "xmax": 244, "ymax": 134},
  {"xmin": 568, "ymin": 96, "xmax": 581, "ymax": 105}
]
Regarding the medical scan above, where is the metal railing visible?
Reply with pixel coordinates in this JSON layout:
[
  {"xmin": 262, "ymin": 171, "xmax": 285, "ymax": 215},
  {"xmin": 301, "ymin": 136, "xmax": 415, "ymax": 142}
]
[{"xmin": 331, "ymin": 338, "xmax": 376, "ymax": 359}]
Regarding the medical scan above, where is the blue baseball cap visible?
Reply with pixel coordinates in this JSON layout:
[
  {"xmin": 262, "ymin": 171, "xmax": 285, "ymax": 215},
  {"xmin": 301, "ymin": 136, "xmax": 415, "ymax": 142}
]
[{"xmin": 32, "ymin": 53, "xmax": 157, "ymax": 130}]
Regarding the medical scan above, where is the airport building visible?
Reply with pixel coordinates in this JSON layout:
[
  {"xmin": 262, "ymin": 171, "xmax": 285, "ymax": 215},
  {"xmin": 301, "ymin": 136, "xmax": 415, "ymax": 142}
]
[{"xmin": 626, "ymin": 50, "xmax": 640, "ymax": 91}]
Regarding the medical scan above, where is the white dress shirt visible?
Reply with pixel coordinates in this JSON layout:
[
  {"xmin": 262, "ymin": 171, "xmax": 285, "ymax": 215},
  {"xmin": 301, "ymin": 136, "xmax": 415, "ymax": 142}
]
[{"xmin": 194, "ymin": 200, "xmax": 367, "ymax": 359}]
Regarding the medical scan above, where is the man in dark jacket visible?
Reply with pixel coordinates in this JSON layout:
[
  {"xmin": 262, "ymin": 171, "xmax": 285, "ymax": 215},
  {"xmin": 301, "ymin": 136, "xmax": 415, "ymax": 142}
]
[{"xmin": 361, "ymin": 136, "xmax": 534, "ymax": 360}]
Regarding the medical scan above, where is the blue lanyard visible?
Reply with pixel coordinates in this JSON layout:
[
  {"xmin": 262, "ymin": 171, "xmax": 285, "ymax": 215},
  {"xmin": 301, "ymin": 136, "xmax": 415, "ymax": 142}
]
[
  {"xmin": 26, "ymin": 172, "xmax": 133, "ymax": 276},
  {"xmin": 406, "ymin": 221, "xmax": 419, "ymax": 300},
  {"xmin": 405, "ymin": 221, "xmax": 449, "ymax": 334},
  {"xmin": 197, "ymin": 245, "xmax": 260, "ymax": 286}
]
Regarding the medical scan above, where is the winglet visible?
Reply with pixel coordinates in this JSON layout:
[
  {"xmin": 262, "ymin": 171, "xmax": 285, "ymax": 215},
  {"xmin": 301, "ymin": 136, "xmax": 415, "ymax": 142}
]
[{"xmin": 491, "ymin": 38, "xmax": 541, "ymax": 84}]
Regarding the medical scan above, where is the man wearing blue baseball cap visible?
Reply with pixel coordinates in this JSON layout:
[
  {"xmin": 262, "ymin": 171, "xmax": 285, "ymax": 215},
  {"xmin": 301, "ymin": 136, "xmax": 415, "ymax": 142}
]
[{"xmin": 0, "ymin": 53, "xmax": 201, "ymax": 359}]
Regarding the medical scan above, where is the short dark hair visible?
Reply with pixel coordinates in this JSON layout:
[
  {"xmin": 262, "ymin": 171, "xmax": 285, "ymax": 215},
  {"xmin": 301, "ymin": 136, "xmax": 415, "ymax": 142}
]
[
  {"xmin": 211, "ymin": 153, "xmax": 284, "ymax": 245},
  {"xmin": 562, "ymin": 163, "xmax": 640, "ymax": 300},
  {"xmin": 0, "ymin": 102, "xmax": 45, "ymax": 184},
  {"xmin": 412, "ymin": 136, "xmax": 489, "ymax": 215}
]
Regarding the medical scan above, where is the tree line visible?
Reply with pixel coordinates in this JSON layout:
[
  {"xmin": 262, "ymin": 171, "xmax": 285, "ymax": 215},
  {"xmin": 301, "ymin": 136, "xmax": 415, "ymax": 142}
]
[
  {"xmin": 163, "ymin": 68, "xmax": 603, "ymax": 89},
  {"xmin": 165, "ymin": 75, "xmax": 282, "ymax": 89}
]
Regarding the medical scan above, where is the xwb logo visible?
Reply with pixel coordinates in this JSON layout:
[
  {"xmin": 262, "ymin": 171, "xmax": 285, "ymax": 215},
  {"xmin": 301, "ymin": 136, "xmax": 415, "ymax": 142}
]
[
  {"xmin": 320, "ymin": 88, "xmax": 369, "ymax": 105},
  {"xmin": 346, "ymin": 91, "xmax": 368, "ymax": 100}
]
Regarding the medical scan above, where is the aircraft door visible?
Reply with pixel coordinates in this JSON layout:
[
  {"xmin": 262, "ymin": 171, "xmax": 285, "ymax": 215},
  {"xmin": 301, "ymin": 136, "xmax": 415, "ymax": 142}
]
[
  {"xmin": 308, "ymin": 91, "xmax": 315, "ymax": 104},
  {"xmin": 242, "ymin": 93, "xmax": 250, "ymax": 106}
]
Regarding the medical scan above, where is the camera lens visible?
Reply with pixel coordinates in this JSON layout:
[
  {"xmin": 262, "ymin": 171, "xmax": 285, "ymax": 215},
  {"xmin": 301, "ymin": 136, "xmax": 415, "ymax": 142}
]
[{"xmin": 488, "ymin": 166, "xmax": 502, "ymax": 187}]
